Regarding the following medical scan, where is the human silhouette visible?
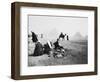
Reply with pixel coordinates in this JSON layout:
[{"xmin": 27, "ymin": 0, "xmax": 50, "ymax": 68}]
[
  {"xmin": 31, "ymin": 31, "xmax": 38, "ymax": 42},
  {"xmin": 67, "ymin": 35, "xmax": 69, "ymax": 41},
  {"xmin": 59, "ymin": 32, "xmax": 66, "ymax": 40},
  {"xmin": 53, "ymin": 39, "xmax": 63, "ymax": 50},
  {"xmin": 33, "ymin": 41, "xmax": 43, "ymax": 56}
]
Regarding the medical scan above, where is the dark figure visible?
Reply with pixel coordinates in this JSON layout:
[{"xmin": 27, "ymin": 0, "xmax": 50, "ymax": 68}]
[
  {"xmin": 67, "ymin": 35, "xmax": 69, "ymax": 41},
  {"xmin": 53, "ymin": 39, "xmax": 63, "ymax": 50},
  {"xmin": 33, "ymin": 42, "xmax": 43, "ymax": 56},
  {"xmin": 43, "ymin": 43, "xmax": 51, "ymax": 57},
  {"xmin": 31, "ymin": 31, "xmax": 38, "ymax": 42},
  {"xmin": 53, "ymin": 39, "xmax": 65, "ymax": 58},
  {"xmin": 59, "ymin": 32, "xmax": 66, "ymax": 40}
]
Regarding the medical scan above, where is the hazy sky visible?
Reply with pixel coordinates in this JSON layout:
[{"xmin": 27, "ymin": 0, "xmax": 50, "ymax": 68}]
[{"xmin": 28, "ymin": 15, "xmax": 88, "ymax": 37}]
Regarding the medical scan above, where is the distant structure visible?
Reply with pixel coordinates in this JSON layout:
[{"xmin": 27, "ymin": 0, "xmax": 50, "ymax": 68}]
[
  {"xmin": 71, "ymin": 32, "xmax": 84, "ymax": 41},
  {"xmin": 41, "ymin": 34, "xmax": 43, "ymax": 38}
]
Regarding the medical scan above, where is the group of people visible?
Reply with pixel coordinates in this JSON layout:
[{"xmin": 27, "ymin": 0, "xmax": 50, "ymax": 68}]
[
  {"xmin": 30, "ymin": 31, "xmax": 69, "ymax": 57},
  {"xmin": 30, "ymin": 31, "xmax": 52, "ymax": 56},
  {"xmin": 59, "ymin": 32, "xmax": 69, "ymax": 41}
]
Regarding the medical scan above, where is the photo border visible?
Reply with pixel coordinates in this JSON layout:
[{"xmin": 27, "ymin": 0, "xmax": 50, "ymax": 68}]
[{"xmin": 11, "ymin": 2, "xmax": 98, "ymax": 80}]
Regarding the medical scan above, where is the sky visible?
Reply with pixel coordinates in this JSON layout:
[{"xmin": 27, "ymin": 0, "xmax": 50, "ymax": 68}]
[{"xmin": 28, "ymin": 15, "xmax": 88, "ymax": 40}]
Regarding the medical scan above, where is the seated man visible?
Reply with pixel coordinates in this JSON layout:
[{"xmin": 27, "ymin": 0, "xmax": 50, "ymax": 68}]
[
  {"xmin": 53, "ymin": 39, "xmax": 65, "ymax": 57},
  {"xmin": 53, "ymin": 39, "xmax": 63, "ymax": 50},
  {"xmin": 43, "ymin": 41, "xmax": 52, "ymax": 57},
  {"xmin": 33, "ymin": 41, "xmax": 43, "ymax": 56}
]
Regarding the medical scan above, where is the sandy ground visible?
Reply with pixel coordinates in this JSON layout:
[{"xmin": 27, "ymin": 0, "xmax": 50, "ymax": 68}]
[{"xmin": 28, "ymin": 40, "xmax": 87, "ymax": 66}]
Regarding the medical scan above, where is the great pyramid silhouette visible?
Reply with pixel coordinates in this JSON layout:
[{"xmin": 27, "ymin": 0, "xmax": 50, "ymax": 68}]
[{"xmin": 71, "ymin": 32, "xmax": 85, "ymax": 41}]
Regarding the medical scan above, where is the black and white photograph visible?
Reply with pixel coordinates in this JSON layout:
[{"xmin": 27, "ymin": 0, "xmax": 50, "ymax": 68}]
[
  {"xmin": 11, "ymin": 2, "xmax": 97, "ymax": 79},
  {"xmin": 28, "ymin": 15, "xmax": 88, "ymax": 66}
]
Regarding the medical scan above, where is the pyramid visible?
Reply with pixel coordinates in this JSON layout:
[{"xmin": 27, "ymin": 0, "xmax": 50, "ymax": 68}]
[{"xmin": 71, "ymin": 32, "xmax": 84, "ymax": 41}]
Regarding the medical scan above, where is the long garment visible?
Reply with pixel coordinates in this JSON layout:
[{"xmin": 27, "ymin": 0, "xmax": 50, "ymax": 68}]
[
  {"xmin": 33, "ymin": 42, "xmax": 43, "ymax": 56},
  {"xmin": 43, "ymin": 43, "xmax": 51, "ymax": 55}
]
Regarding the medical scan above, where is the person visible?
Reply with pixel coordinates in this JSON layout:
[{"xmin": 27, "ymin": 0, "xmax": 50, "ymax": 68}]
[
  {"xmin": 33, "ymin": 41, "xmax": 43, "ymax": 56},
  {"xmin": 31, "ymin": 31, "xmax": 38, "ymax": 42},
  {"xmin": 67, "ymin": 35, "xmax": 69, "ymax": 41},
  {"xmin": 53, "ymin": 39, "xmax": 63, "ymax": 50},
  {"xmin": 59, "ymin": 32, "xmax": 66, "ymax": 40},
  {"xmin": 53, "ymin": 39, "xmax": 65, "ymax": 57},
  {"xmin": 43, "ymin": 41, "xmax": 52, "ymax": 57}
]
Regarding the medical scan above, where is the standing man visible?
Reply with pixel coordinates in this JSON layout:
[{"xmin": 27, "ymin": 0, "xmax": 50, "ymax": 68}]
[{"xmin": 67, "ymin": 35, "xmax": 69, "ymax": 41}]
